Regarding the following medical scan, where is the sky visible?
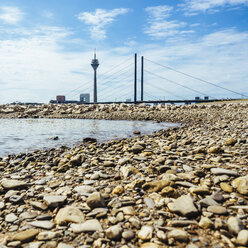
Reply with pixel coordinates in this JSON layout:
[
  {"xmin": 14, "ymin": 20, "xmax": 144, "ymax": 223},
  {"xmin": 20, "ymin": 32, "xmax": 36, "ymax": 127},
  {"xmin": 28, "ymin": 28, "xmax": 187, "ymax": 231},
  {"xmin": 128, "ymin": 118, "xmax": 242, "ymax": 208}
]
[{"xmin": 0, "ymin": 0, "xmax": 247, "ymax": 103}]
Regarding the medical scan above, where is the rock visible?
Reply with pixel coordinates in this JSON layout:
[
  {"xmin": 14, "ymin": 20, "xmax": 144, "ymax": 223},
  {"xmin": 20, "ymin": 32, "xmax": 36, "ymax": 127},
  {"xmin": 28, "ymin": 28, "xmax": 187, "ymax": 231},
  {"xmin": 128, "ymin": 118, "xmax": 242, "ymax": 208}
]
[
  {"xmin": 142, "ymin": 180, "xmax": 172, "ymax": 192},
  {"xmin": 199, "ymin": 216, "xmax": 214, "ymax": 229},
  {"xmin": 57, "ymin": 243, "xmax": 74, "ymax": 248},
  {"xmin": 168, "ymin": 229, "xmax": 189, "ymax": 242},
  {"xmin": 13, "ymin": 229, "xmax": 39, "ymax": 242},
  {"xmin": 144, "ymin": 197, "xmax": 155, "ymax": 208},
  {"xmin": 5, "ymin": 213, "xmax": 18, "ymax": 223},
  {"xmin": 37, "ymin": 231, "xmax": 59, "ymax": 241},
  {"xmin": 210, "ymin": 168, "xmax": 238, "ymax": 176},
  {"xmin": 55, "ymin": 206, "xmax": 85, "ymax": 225},
  {"xmin": 30, "ymin": 201, "xmax": 48, "ymax": 211},
  {"xmin": 236, "ymin": 230, "xmax": 248, "ymax": 246},
  {"xmin": 224, "ymin": 138, "xmax": 237, "ymax": 146},
  {"xmin": 43, "ymin": 195, "xmax": 66, "ymax": 207},
  {"xmin": 105, "ymin": 224, "xmax": 123, "ymax": 240},
  {"xmin": 189, "ymin": 186, "xmax": 210, "ymax": 195},
  {"xmin": 71, "ymin": 219, "xmax": 103, "ymax": 233},
  {"xmin": 157, "ymin": 230, "xmax": 167, "ymax": 241},
  {"xmin": 29, "ymin": 221, "xmax": 55, "ymax": 230},
  {"xmin": 161, "ymin": 186, "xmax": 179, "ymax": 198},
  {"xmin": 140, "ymin": 243, "xmax": 160, "ymax": 248},
  {"xmin": 227, "ymin": 217, "xmax": 244, "ymax": 235},
  {"xmin": 112, "ymin": 185, "xmax": 124, "ymax": 195},
  {"xmin": 1, "ymin": 179, "xmax": 28, "ymax": 189},
  {"xmin": 86, "ymin": 192, "xmax": 105, "ymax": 209},
  {"xmin": 220, "ymin": 182, "xmax": 233, "ymax": 193},
  {"xmin": 232, "ymin": 175, "xmax": 248, "ymax": 195},
  {"xmin": 208, "ymin": 146, "xmax": 222, "ymax": 154},
  {"xmin": 131, "ymin": 144, "xmax": 145, "ymax": 154},
  {"xmin": 199, "ymin": 196, "xmax": 219, "ymax": 207},
  {"xmin": 167, "ymin": 195, "xmax": 199, "ymax": 217},
  {"xmin": 138, "ymin": 226, "xmax": 153, "ymax": 241},
  {"xmin": 74, "ymin": 185, "xmax": 96, "ymax": 195},
  {"xmin": 122, "ymin": 230, "xmax": 135, "ymax": 240},
  {"xmin": 207, "ymin": 206, "xmax": 227, "ymax": 215},
  {"xmin": 120, "ymin": 166, "xmax": 138, "ymax": 178}
]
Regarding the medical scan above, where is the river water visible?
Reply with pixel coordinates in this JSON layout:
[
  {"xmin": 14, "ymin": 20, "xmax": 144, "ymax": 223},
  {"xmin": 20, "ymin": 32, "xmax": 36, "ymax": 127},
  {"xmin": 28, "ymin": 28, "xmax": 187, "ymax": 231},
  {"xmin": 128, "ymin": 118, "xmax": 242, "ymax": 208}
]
[{"xmin": 0, "ymin": 119, "xmax": 177, "ymax": 157}]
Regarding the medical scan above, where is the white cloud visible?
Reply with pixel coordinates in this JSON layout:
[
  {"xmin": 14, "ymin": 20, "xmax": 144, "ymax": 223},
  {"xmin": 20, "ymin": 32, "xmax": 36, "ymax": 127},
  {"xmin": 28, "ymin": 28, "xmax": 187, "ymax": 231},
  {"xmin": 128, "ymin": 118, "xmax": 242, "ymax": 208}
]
[
  {"xmin": 42, "ymin": 10, "xmax": 54, "ymax": 19},
  {"xmin": 0, "ymin": 6, "xmax": 24, "ymax": 25},
  {"xmin": 77, "ymin": 8, "xmax": 129, "ymax": 40},
  {"xmin": 144, "ymin": 5, "xmax": 192, "ymax": 39},
  {"xmin": 182, "ymin": 0, "xmax": 248, "ymax": 14}
]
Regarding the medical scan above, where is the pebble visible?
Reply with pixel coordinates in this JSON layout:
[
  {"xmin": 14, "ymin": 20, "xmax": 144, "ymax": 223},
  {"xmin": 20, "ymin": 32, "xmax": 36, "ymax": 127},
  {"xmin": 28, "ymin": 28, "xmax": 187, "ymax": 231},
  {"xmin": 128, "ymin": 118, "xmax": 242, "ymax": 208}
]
[
  {"xmin": 207, "ymin": 206, "xmax": 227, "ymax": 215},
  {"xmin": 236, "ymin": 230, "xmax": 248, "ymax": 246},
  {"xmin": 167, "ymin": 194, "xmax": 199, "ymax": 217},
  {"xmin": 43, "ymin": 195, "xmax": 66, "ymax": 207},
  {"xmin": 168, "ymin": 229, "xmax": 189, "ymax": 242},
  {"xmin": 71, "ymin": 219, "xmax": 103, "ymax": 233},
  {"xmin": 105, "ymin": 224, "xmax": 123, "ymax": 240},
  {"xmin": 29, "ymin": 221, "xmax": 55, "ymax": 230},
  {"xmin": 5, "ymin": 213, "xmax": 18, "ymax": 223},
  {"xmin": 13, "ymin": 229, "xmax": 39, "ymax": 242},
  {"xmin": 138, "ymin": 226, "xmax": 153, "ymax": 241},
  {"xmin": 55, "ymin": 206, "xmax": 85, "ymax": 225},
  {"xmin": 227, "ymin": 217, "xmax": 244, "ymax": 235}
]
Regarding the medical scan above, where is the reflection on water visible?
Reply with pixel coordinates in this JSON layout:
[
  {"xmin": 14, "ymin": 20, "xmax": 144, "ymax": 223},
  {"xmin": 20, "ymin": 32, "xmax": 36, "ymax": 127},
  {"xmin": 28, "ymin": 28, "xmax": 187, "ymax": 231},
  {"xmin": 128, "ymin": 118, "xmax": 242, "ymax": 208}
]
[{"xmin": 0, "ymin": 119, "xmax": 177, "ymax": 157}]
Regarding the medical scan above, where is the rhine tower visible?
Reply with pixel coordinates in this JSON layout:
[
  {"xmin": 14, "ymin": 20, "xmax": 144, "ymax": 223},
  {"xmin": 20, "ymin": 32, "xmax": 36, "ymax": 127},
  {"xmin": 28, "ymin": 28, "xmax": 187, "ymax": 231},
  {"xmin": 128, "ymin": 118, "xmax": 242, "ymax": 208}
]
[{"xmin": 91, "ymin": 50, "xmax": 99, "ymax": 103}]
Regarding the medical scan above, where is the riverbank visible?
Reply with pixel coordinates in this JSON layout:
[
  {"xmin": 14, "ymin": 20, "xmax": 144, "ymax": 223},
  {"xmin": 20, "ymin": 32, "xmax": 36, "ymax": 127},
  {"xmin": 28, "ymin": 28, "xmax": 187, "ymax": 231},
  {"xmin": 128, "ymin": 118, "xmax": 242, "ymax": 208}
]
[{"xmin": 0, "ymin": 102, "xmax": 248, "ymax": 248}]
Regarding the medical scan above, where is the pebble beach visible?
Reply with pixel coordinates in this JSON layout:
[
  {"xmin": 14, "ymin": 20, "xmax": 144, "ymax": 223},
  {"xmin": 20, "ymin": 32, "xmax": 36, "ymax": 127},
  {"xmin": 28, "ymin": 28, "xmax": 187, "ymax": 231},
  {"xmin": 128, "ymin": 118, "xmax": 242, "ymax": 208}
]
[{"xmin": 0, "ymin": 101, "xmax": 248, "ymax": 248}]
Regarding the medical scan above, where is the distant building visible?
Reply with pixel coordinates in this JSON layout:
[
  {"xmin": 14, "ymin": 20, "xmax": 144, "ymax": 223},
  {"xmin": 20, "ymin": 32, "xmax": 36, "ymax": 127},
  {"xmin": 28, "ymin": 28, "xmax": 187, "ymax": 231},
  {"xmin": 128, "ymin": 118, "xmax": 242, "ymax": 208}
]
[
  {"xmin": 126, "ymin": 98, "xmax": 131, "ymax": 102},
  {"xmin": 195, "ymin": 97, "xmax": 200, "ymax": 100},
  {"xmin": 204, "ymin": 96, "xmax": 209, "ymax": 100},
  {"xmin": 80, "ymin": 94, "xmax": 90, "ymax": 103},
  {"xmin": 56, "ymin": 95, "xmax": 65, "ymax": 103}
]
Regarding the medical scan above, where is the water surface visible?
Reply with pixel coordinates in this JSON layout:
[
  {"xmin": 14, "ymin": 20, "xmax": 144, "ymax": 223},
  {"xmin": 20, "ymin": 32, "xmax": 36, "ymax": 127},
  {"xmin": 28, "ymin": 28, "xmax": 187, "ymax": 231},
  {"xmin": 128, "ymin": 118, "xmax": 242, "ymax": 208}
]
[{"xmin": 0, "ymin": 118, "xmax": 177, "ymax": 157}]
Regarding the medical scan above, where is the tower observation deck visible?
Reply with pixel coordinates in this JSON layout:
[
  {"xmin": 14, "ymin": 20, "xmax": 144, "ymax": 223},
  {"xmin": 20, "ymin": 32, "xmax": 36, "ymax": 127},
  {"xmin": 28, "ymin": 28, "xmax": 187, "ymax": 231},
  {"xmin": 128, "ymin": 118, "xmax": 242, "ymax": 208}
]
[{"xmin": 91, "ymin": 51, "xmax": 99, "ymax": 103}]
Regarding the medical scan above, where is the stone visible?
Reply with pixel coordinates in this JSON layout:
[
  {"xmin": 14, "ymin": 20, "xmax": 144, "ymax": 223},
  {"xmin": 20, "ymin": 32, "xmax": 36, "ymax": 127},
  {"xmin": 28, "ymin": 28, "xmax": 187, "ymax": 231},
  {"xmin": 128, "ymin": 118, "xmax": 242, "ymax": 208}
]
[
  {"xmin": 144, "ymin": 197, "xmax": 155, "ymax": 208},
  {"xmin": 189, "ymin": 186, "xmax": 210, "ymax": 195},
  {"xmin": 37, "ymin": 231, "xmax": 60, "ymax": 241},
  {"xmin": 74, "ymin": 185, "xmax": 96, "ymax": 195},
  {"xmin": 22, "ymin": 241, "xmax": 43, "ymax": 248},
  {"xmin": 224, "ymin": 138, "xmax": 237, "ymax": 146},
  {"xmin": 30, "ymin": 201, "xmax": 48, "ymax": 210},
  {"xmin": 199, "ymin": 196, "xmax": 219, "ymax": 207},
  {"xmin": 43, "ymin": 195, "xmax": 66, "ymax": 207},
  {"xmin": 20, "ymin": 211, "xmax": 38, "ymax": 220},
  {"xmin": 167, "ymin": 195, "xmax": 199, "ymax": 217},
  {"xmin": 1, "ymin": 179, "xmax": 28, "ymax": 189},
  {"xmin": 199, "ymin": 216, "xmax": 214, "ymax": 229},
  {"xmin": 236, "ymin": 230, "xmax": 248, "ymax": 246},
  {"xmin": 161, "ymin": 186, "xmax": 179, "ymax": 198},
  {"xmin": 5, "ymin": 213, "xmax": 18, "ymax": 223},
  {"xmin": 13, "ymin": 229, "xmax": 39, "ymax": 242},
  {"xmin": 131, "ymin": 144, "xmax": 145, "ymax": 154},
  {"xmin": 86, "ymin": 192, "xmax": 105, "ymax": 209},
  {"xmin": 157, "ymin": 230, "xmax": 167, "ymax": 241},
  {"xmin": 112, "ymin": 185, "xmax": 124, "ymax": 195},
  {"xmin": 220, "ymin": 182, "xmax": 233, "ymax": 193},
  {"xmin": 210, "ymin": 168, "xmax": 238, "ymax": 176},
  {"xmin": 57, "ymin": 243, "xmax": 74, "ymax": 248},
  {"xmin": 208, "ymin": 146, "xmax": 221, "ymax": 154},
  {"xmin": 71, "ymin": 219, "xmax": 103, "ymax": 233},
  {"xmin": 232, "ymin": 175, "xmax": 248, "ymax": 195},
  {"xmin": 138, "ymin": 226, "xmax": 153, "ymax": 241},
  {"xmin": 122, "ymin": 230, "xmax": 135, "ymax": 240},
  {"xmin": 105, "ymin": 224, "xmax": 123, "ymax": 240},
  {"xmin": 55, "ymin": 206, "xmax": 85, "ymax": 225},
  {"xmin": 227, "ymin": 217, "xmax": 244, "ymax": 235},
  {"xmin": 207, "ymin": 206, "xmax": 227, "ymax": 215},
  {"xmin": 29, "ymin": 221, "xmax": 55, "ymax": 230},
  {"xmin": 140, "ymin": 243, "xmax": 160, "ymax": 248},
  {"xmin": 168, "ymin": 229, "xmax": 189, "ymax": 242},
  {"xmin": 120, "ymin": 166, "xmax": 138, "ymax": 178},
  {"xmin": 142, "ymin": 180, "xmax": 172, "ymax": 192}
]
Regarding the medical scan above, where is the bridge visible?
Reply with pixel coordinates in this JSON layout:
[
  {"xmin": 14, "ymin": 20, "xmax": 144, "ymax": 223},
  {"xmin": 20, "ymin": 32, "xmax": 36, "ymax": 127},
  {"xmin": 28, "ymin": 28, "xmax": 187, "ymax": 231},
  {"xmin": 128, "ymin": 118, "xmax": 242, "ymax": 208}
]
[{"xmin": 62, "ymin": 53, "xmax": 247, "ymax": 104}]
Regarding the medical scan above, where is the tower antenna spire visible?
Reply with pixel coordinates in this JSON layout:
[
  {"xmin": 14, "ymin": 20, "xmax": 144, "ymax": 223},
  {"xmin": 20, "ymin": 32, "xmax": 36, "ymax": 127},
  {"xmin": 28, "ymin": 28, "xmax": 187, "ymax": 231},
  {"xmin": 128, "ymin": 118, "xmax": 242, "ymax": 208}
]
[{"xmin": 94, "ymin": 48, "xmax": 96, "ymax": 59}]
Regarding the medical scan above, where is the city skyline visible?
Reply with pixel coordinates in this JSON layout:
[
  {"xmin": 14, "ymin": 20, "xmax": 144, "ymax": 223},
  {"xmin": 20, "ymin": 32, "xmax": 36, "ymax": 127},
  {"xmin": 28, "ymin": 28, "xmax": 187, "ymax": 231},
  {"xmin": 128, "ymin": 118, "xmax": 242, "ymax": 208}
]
[{"xmin": 0, "ymin": 0, "xmax": 248, "ymax": 103}]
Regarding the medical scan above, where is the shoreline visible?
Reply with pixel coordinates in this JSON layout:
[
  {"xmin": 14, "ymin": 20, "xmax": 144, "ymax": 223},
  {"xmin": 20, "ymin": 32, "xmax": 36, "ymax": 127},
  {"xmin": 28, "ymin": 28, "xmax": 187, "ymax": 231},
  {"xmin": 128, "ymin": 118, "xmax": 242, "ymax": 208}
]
[{"xmin": 0, "ymin": 102, "xmax": 248, "ymax": 247}]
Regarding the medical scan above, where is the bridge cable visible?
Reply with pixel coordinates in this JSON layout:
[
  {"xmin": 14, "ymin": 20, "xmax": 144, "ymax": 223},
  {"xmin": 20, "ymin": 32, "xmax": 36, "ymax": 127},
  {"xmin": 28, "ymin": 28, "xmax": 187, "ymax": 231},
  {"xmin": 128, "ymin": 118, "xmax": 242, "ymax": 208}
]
[{"xmin": 145, "ymin": 58, "xmax": 248, "ymax": 98}]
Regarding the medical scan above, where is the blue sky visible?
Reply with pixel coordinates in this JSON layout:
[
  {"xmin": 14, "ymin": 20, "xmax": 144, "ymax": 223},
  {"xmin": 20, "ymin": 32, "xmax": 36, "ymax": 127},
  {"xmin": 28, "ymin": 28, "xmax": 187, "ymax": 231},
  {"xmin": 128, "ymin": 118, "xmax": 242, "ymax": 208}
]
[{"xmin": 0, "ymin": 0, "xmax": 247, "ymax": 103}]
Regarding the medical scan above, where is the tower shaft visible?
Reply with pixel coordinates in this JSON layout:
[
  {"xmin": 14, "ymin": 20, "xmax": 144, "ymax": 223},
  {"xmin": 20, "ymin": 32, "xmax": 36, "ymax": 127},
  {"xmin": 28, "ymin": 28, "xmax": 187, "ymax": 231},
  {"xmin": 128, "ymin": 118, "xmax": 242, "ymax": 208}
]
[{"xmin": 94, "ymin": 69, "xmax": 97, "ymax": 103}]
